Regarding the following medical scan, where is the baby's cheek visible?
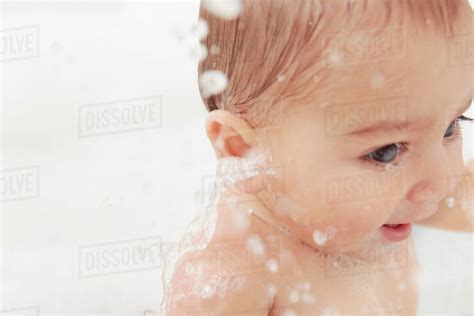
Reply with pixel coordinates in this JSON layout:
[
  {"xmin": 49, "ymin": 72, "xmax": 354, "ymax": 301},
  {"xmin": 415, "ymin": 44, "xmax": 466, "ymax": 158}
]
[{"xmin": 310, "ymin": 204, "xmax": 391, "ymax": 247}]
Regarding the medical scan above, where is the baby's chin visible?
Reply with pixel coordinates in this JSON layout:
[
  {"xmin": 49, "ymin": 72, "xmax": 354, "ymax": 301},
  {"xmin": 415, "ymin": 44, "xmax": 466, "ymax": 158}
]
[{"xmin": 293, "ymin": 221, "xmax": 404, "ymax": 258}]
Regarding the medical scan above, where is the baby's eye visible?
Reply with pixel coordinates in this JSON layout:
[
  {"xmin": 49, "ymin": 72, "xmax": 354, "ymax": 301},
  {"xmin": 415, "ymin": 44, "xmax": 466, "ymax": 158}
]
[
  {"xmin": 361, "ymin": 143, "xmax": 409, "ymax": 169},
  {"xmin": 443, "ymin": 120, "xmax": 457, "ymax": 138},
  {"xmin": 367, "ymin": 144, "xmax": 401, "ymax": 163},
  {"xmin": 444, "ymin": 115, "xmax": 473, "ymax": 140},
  {"xmin": 360, "ymin": 115, "xmax": 473, "ymax": 170}
]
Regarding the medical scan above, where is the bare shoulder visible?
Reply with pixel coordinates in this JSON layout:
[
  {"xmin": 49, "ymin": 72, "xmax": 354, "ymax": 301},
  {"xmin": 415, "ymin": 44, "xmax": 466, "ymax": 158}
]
[{"xmin": 164, "ymin": 234, "xmax": 279, "ymax": 316}]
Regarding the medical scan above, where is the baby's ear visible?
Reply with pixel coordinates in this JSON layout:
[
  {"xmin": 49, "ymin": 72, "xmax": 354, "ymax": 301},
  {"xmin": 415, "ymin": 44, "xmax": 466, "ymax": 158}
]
[{"xmin": 205, "ymin": 110, "xmax": 256, "ymax": 159}]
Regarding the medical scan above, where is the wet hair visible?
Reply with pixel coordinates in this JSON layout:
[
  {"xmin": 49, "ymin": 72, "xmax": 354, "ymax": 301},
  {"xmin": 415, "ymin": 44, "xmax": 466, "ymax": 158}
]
[{"xmin": 198, "ymin": 0, "xmax": 471, "ymax": 126}]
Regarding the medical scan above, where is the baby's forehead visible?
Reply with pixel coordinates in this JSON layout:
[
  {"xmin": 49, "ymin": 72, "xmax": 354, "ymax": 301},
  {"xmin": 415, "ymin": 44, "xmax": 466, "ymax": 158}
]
[
  {"xmin": 297, "ymin": 26, "xmax": 471, "ymax": 114},
  {"xmin": 286, "ymin": 49, "xmax": 471, "ymax": 139}
]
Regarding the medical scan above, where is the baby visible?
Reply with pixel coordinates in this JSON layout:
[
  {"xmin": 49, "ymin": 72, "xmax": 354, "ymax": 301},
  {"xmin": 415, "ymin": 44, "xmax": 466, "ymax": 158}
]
[{"xmin": 163, "ymin": 0, "xmax": 473, "ymax": 315}]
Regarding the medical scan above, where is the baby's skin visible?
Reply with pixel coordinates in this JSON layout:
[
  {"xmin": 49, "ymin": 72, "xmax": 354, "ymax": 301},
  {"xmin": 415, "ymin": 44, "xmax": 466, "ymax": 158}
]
[
  {"xmin": 166, "ymin": 168, "xmax": 474, "ymax": 316},
  {"xmin": 166, "ymin": 186, "xmax": 421, "ymax": 315},
  {"xmin": 165, "ymin": 160, "xmax": 472, "ymax": 315},
  {"xmin": 164, "ymin": 1, "xmax": 473, "ymax": 315}
]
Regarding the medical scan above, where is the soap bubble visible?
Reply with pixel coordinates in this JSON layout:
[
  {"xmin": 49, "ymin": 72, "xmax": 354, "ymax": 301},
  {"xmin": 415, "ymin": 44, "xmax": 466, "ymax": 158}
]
[
  {"xmin": 199, "ymin": 70, "xmax": 229, "ymax": 98},
  {"xmin": 202, "ymin": 0, "xmax": 243, "ymax": 20}
]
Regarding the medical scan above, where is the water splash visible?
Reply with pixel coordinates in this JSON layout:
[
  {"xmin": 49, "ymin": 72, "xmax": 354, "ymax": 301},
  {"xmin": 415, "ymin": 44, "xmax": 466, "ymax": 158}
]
[
  {"xmin": 202, "ymin": 0, "xmax": 244, "ymax": 20},
  {"xmin": 189, "ymin": 42, "xmax": 208, "ymax": 62},
  {"xmin": 191, "ymin": 18, "xmax": 209, "ymax": 41},
  {"xmin": 199, "ymin": 70, "xmax": 229, "ymax": 98}
]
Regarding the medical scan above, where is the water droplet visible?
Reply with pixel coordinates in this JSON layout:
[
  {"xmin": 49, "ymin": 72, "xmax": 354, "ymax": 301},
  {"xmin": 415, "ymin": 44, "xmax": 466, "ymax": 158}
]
[
  {"xmin": 185, "ymin": 263, "xmax": 194, "ymax": 275},
  {"xmin": 327, "ymin": 50, "xmax": 343, "ymax": 64},
  {"xmin": 267, "ymin": 283, "xmax": 278, "ymax": 296},
  {"xmin": 445, "ymin": 196, "xmax": 455, "ymax": 208},
  {"xmin": 171, "ymin": 24, "xmax": 186, "ymax": 42},
  {"xmin": 313, "ymin": 230, "xmax": 328, "ymax": 246},
  {"xmin": 246, "ymin": 234, "xmax": 265, "ymax": 256},
  {"xmin": 190, "ymin": 42, "xmax": 208, "ymax": 62},
  {"xmin": 191, "ymin": 18, "xmax": 209, "ymax": 40},
  {"xmin": 398, "ymin": 282, "xmax": 406, "ymax": 291},
  {"xmin": 385, "ymin": 163, "xmax": 397, "ymax": 172},
  {"xmin": 282, "ymin": 309, "xmax": 298, "ymax": 316},
  {"xmin": 265, "ymin": 259, "xmax": 279, "ymax": 273},
  {"xmin": 209, "ymin": 44, "xmax": 220, "ymax": 55},
  {"xmin": 289, "ymin": 289, "xmax": 300, "ymax": 303},
  {"xmin": 202, "ymin": 0, "xmax": 243, "ymax": 20},
  {"xmin": 322, "ymin": 306, "xmax": 339, "ymax": 316},
  {"xmin": 230, "ymin": 209, "xmax": 250, "ymax": 232},
  {"xmin": 199, "ymin": 70, "xmax": 229, "ymax": 98},
  {"xmin": 201, "ymin": 283, "xmax": 215, "ymax": 299},
  {"xmin": 300, "ymin": 280, "xmax": 311, "ymax": 291},
  {"xmin": 301, "ymin": 292, "xmax": 316, "ymax": 304}
]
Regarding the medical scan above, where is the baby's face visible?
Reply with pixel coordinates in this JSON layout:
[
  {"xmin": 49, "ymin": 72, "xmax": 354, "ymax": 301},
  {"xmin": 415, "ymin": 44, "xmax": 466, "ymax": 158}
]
[{"xmin": 260, "ymin": 14, "xmax": 472, "ymax": 253}]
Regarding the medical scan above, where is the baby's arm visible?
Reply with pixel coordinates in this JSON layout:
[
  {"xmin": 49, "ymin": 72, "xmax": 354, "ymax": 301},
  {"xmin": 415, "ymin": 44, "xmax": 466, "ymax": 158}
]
[
  {"xmin": 164, "ymin": 248, "xmax": 274, "ymax": 316},
  {"xmin": 416, "ymin": 159, "xmax": 474, "ymax": 232}
]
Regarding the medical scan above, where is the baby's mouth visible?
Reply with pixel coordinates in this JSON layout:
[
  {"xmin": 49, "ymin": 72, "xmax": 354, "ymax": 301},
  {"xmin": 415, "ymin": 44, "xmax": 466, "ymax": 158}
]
[
  {"xmin": 383, "ymin": 224, "xmax": 402, "ymax": 228},
  {"xmin": 380, "ymin": 223, "xmax": 412, "ymax": 242}
]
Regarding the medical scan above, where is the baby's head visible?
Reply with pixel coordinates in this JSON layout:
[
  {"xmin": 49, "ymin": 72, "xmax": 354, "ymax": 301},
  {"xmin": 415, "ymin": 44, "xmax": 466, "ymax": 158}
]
[{"xmin": 198, "ymin": 0, "xmax": 473, "ymax": 254}]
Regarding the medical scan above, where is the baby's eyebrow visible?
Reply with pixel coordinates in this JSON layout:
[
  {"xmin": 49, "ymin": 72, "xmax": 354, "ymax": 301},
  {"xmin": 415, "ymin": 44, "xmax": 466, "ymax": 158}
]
[{"xmin": 344, "ymin": 99, "xmax": 472, "ymax": 138}]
